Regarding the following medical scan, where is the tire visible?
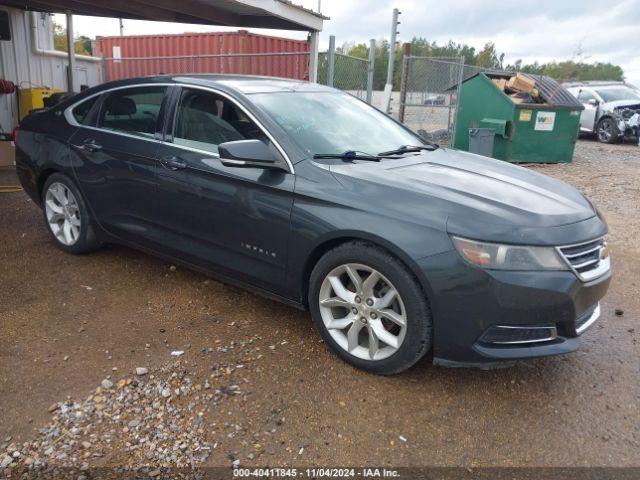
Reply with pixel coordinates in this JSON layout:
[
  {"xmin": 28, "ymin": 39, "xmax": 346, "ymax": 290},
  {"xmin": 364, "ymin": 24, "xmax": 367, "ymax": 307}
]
[
  {"xmin": 41, "ymin": 173, "xmax": 101, "ymax": 254},
  {"xmin": 308, "ymin": 241, "xmax": 432, "ymax": 375},
  {"xmin": 596, "ymin": 117, "xmax": 619, "ymax": 144}
]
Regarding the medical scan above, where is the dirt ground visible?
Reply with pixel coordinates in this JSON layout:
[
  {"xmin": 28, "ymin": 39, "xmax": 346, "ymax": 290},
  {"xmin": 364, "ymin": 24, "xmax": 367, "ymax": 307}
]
[{"xmin": 1, "ymin": 139, "xmax": 639, "ymax": 471}]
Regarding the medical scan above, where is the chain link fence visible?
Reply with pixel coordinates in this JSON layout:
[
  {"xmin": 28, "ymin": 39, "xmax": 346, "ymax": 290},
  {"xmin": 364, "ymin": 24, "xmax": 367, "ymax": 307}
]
[
  {"xmin": 398, "ymin": 56, "xmax": 464, "ymax": 144},
  {"xmin": 101, "ymin": 49, "xmax": 373, "ymax": 102},
  {"xmin": 318, "ymin": 51, "xmax": 371, "ymax": 101},
  {"xmin": 102, "ymin": 52, "xmax": 312, "ymax": 82},
  {"xmin": 399, "ymin": 56, "xmax": 499, "ymax": 143}
]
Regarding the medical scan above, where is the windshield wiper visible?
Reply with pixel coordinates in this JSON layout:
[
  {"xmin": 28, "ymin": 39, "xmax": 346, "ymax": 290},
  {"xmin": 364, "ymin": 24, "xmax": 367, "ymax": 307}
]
[
  {"xmin": 377, "ymin": 144, "xmax": 439, "ymax": 156},
  {"xmin": 313, "ymin": 150, "xmax": 382, "ymax": 162}
]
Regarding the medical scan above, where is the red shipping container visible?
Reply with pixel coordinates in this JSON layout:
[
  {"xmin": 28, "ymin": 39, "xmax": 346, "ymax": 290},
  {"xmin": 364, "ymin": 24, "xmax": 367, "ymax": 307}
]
[{"xmin": 95, "ymin": 30, "xmax": 310, "ymax": 82}]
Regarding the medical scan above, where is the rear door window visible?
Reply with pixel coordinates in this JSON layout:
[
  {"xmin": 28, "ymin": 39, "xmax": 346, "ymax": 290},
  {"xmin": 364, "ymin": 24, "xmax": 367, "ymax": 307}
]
[{"xmin": 97, "ymin": 86, "xmax": 168, "ymax": 138}]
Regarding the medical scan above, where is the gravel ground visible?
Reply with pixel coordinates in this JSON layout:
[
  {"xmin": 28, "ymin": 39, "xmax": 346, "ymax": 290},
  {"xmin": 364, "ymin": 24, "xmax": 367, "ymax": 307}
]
[
  {"xmin": 1, "ymin": 139, "xmax": 639, "ymax": 476},
  {"xmin": 2, "ymin": 361, "xmax": 213, "ymax": 476}
]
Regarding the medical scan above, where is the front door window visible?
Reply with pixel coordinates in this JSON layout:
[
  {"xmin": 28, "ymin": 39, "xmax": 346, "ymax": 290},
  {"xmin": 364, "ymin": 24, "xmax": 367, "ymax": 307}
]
[{"xmin": 172, "ymin": 88, "xmax": 267, "ymax": 155}]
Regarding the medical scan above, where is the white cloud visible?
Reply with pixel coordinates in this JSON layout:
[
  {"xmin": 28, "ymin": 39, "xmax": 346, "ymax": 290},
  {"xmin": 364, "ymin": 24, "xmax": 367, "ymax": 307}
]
[{"xmin": 56, "ymin": 0, "xmax": 640, "ymax": 85}]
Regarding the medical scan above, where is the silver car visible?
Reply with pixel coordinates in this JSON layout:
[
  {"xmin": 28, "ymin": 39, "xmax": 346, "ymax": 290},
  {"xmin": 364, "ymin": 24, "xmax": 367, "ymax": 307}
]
[{"xmin": 564, "ymin": 81, "xmax": 640, "ymax": 144}]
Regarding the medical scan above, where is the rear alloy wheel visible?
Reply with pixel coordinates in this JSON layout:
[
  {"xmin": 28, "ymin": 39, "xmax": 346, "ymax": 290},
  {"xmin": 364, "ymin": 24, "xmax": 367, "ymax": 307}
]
[
  {"xmin": 42, "ymin": 173, "xmax": 101, "ymax": 254},
  {"xmin": 596, "ymin": 117, "xmax": 618, "ymax": 144},
  {"xmin": 45, "ymin": 182, "xmax": 81, "ymax": 246},
  {"xmin": 309, "ymin": 242, "xmax": 432, "ymax": 375}
]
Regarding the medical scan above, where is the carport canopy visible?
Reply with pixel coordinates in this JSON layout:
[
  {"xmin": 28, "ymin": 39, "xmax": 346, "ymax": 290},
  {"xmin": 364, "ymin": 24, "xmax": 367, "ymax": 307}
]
[
  {"xmin": 0, "ymin": 0, "xmax": 326, "ymax": 31},
  {"xmin": 0, "ymin": 0, "xmax": 326, "ymax": 87}
]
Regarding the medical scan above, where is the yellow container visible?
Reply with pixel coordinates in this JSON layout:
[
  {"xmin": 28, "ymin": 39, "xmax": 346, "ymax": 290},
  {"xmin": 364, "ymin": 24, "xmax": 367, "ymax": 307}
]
[{"xmin": 19, "ymin": 88, "xmax": 64, "ymax": 120}]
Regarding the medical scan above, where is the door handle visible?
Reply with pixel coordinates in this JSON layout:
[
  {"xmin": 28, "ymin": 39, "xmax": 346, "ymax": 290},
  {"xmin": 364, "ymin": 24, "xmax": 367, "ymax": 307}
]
[
  {"xmin": 160, "ymin": 156, "xmax": 187, "ymax": 170},
  {"xmin": 82, "ymin": 139, "xmax": 102, "ymax": 152}
]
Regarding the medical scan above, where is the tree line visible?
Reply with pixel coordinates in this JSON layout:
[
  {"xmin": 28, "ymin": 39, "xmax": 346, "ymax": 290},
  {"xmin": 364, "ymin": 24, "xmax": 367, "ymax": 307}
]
[
  {"xmin": 343, "ymin": 37, "xmax": 625, "ymax": 90},
  {"xmin": 53, "ymin": 22, "xmax": 93, "ymax": 56}
]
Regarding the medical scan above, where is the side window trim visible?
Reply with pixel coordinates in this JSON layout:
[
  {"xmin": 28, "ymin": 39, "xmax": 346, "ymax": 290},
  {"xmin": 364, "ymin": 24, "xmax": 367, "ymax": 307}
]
[
  {"xmin": 65, "ymin": 83, "xmax": 175, "ymax": 128},
  {"xmin": 64, "ymin": 82, "xmax": 294, "ymax": 173},
  {"xmin": 160, "ymin": 85, "xmax": 182, "ymax": 143}
]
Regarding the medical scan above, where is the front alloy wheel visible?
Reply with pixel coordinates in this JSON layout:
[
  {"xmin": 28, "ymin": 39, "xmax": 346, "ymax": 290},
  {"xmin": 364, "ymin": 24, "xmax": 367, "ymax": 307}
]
[
  {"xmin": 319, "ymin": 263, "xmax": 407, "ymax": 361},
  {"xmin": 309, "ymin": 242, "xmax": 432, "ymax": 374}
]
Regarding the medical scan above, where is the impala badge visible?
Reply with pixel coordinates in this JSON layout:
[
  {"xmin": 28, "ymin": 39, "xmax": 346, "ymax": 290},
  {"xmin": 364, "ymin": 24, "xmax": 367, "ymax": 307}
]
[{"xmin": 241, "ymin": 242, "xmax": 277, "ymax": 258}]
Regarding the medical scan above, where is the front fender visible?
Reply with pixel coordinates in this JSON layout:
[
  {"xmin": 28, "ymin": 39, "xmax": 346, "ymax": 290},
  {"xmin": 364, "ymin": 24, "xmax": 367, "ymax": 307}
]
[{"xmin": 286, "ymin": 194, "xmax": 453, "ymax": 304}]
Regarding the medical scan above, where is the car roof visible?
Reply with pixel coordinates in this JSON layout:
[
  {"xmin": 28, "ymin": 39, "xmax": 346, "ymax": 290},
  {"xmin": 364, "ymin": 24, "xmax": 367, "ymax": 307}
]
[
  {"xmin": 97, "ymin": 74, "xmax": 337, "ymax": 95},
  {"xmin": 588, "ymin": 84, "xmax": 635, "ymax": 90},
  {"xmin": 179, "ymin": 75, "xmax": 337, "ymax": 94},
  {"xmin": 52, "ymin": 74, "xmax": 341, "ymax": 115},
  {"xmin": 562, "ymin": 81, "xmax": 634, "ymax": 89}
]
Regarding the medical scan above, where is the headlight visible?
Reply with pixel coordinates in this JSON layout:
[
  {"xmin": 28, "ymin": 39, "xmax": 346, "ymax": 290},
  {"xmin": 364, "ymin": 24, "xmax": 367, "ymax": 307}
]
[{"xmin": 451, "ymin": 236, "xmax": 569, "ymax": 271}]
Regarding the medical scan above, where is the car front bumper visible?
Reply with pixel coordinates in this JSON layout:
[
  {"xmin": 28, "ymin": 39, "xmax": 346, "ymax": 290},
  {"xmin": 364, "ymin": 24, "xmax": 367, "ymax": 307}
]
[{"xmin": 416, "ymin": 250, "xmax": 611, "ymax": 367}]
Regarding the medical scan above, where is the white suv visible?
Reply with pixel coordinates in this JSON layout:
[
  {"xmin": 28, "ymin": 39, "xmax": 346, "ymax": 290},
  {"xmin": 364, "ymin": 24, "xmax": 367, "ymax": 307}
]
[{"xmin": 564, "ymin": 82, "xmax": 640, "ymax": 144}]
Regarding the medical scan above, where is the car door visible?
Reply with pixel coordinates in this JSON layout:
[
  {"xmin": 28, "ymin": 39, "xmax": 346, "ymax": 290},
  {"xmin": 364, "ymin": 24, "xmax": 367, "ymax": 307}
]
[
  {"xmin": 577, "ymin": 88, "xmax": 599, "ymax": 132},
  {"xmin": 69, "ymin": 84, "xmax": 170, "ymax": 246},
  {"xmin": 153, "ymin": 86, "xmax": 295, "ymax": 295}
]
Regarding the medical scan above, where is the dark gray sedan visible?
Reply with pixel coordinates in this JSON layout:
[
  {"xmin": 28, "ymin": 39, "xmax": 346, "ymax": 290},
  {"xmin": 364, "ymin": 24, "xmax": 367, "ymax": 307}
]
[{"xmin": 14, "ymin": 75, "xmax": 611, "ymax": 374}]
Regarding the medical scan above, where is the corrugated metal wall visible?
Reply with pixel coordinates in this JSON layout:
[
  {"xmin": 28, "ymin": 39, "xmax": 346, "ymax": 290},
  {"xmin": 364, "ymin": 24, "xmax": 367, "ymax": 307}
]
[
  {"xmin": 0, "ymin": 8, "xmax": 101, "ymax": 130},
  {"xmin": 95, "ymin": 31, "xmax": 310, "ymax": 81}
]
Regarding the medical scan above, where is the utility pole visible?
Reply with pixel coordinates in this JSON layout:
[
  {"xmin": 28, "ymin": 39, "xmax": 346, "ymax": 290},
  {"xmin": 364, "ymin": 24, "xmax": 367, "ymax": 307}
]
[
  {"xmin": 386, "ymin": 8, "xmax": 400, "ymax": 87},
  {"xmin": 382, "ymin": 8, "xmax": 401, "ymax": 114},
  {"xmin": 119, "ymin": 18, "xmax": 124, "ymax": 36}
]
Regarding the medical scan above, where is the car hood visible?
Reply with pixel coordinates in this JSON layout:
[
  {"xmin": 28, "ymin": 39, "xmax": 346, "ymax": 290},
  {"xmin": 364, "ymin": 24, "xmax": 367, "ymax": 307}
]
[
  {"xmin": 328, "ymin": 148, "xmax": 601, "ymax": 244},
  {"xmin": 604, "ymin": 99, "xmax": 640, "ymax": 110}
]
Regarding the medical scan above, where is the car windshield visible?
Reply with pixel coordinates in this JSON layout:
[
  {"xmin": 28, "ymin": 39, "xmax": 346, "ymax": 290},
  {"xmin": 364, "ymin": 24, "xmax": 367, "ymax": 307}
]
[
  {"xmin": 594, "ymin": 87, "xmax": 640, "ymax": 102},
  {"xmin": 251, "ymin": 91, "xmax": 423, "ymax": 156}
]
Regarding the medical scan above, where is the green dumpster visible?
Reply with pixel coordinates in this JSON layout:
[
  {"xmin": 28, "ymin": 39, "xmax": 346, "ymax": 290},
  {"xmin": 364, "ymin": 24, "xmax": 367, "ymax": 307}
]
[{"xmin": 452, "ymin": 72, "xmax": 584, "ymax": 163}]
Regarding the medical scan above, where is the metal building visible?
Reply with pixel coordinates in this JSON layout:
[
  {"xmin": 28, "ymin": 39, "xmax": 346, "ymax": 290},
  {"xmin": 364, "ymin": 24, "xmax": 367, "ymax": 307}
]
[
  {"xmin": 0, "ymin": 7, "xmax": 101, "ymax": 131},
  {"xmin": 0, "ymin": 0, "xmax": 326, "ymax": 133}
]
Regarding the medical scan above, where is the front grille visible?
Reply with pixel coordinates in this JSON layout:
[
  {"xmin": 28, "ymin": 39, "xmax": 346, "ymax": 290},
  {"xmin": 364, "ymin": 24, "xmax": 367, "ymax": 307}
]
[
  {"xmin": 479, "ymin": 325, "xmax": 558, "ymax": 345},
  {"xmin": 558, "ymin": 237, "xmax": 609, "ymax": 282}
]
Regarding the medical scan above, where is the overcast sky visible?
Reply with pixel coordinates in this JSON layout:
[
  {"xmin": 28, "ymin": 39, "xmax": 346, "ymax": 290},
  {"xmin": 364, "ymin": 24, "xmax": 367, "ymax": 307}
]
[{"xmin": 54, "ymin": 0, "xmax": 640, "ymax": 85}]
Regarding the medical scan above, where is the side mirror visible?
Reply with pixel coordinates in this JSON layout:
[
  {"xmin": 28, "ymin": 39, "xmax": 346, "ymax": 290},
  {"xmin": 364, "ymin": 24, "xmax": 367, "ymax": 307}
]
[
  {"xmin": 587, "ymin": 98, "xmax": 599, "ymax": 106},
  {"xmin": 218, "ymin": 139, "xmax": 280, "ymax": 169}
]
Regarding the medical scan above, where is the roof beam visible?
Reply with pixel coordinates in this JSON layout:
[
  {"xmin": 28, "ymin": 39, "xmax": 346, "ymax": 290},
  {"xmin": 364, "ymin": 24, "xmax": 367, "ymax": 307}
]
[
  {"xmin": 66, "ymin": 0, "xmax": 214, "ymax": 24},
  {"xmin": 0, "ymin": 0, "xmax": 147, "ymax": 19},
  {"xmin": 132, "ymin": 0, "xmax": 241, "ymax": 25},
  {"xmin": 235, "ymin": 0, "xmax": 324, "ymax": 31},
  {"xmin": 224, "ymin": 15, "xmax": 315, "ymax": 31}
]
